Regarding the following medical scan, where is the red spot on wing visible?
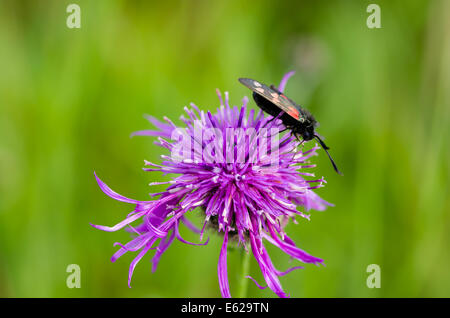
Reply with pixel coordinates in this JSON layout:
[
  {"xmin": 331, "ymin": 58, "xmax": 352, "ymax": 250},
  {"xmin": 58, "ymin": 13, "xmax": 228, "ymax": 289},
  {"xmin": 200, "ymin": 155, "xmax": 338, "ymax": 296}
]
[{"xmin": 287, "ymin": 107, "xmax": 300, "ymax": 119}]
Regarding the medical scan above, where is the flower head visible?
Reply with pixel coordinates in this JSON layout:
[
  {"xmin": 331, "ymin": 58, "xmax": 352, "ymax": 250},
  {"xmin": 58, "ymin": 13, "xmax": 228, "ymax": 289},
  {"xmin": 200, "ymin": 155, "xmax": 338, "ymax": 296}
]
[{"xmin": 92, "ymin": 72, "xmax": 331, "ymax": 297}]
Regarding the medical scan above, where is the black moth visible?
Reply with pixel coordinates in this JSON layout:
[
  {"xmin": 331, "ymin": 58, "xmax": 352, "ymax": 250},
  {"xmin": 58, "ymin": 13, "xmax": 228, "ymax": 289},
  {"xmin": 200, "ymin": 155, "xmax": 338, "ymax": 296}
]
[{"xmin": 239, "ymin": 77, "xmax": 342, "ymax": 175}]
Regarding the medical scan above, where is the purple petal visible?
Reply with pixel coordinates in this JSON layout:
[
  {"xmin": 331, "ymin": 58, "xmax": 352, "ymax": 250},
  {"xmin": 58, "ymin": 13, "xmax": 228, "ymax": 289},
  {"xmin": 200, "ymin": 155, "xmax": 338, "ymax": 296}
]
[
  {"xmin": 94, "ymin": 173, "xmax": 152, "ymax": 204},
  {"xmin": 175, "ymin": 221, "xmax": 209, "ymax": 246},
  {"xmin": 90, "ymin": 210, "xmax": 147, "ymax": 232},
  {"xmin": 181, "ymin": 216, "xmax": 202, "ymax": 234},
  {"xmin": 249, "ymin": 232, "xmax": 288, "ymax": 298},
  {"xmin": 276, "ymin": 266, "xmax": 304, "ymax": 276},
  {"xmin": 265, "ymin": 225, "xmax": 323, "ymax": 265},
  {"xmin": 278, "ymin": 71, "xmax": 295, "ymax": 93},
  {"xmin": 131, "ymin": 130, "xmax": 171, "ymax": 138},
  {"xmin": 128, "ymin": 245, "xmax": 152, "ymax": 288},
  {"xmin": 144, "ymin": 114, "xmax": 173, "ymax": 130},
  {"xmin": 246, "ymin": 276, "xmax": 268, "ymax": 290},
  {"xmin": 151, "ymin": 230, "xmax": 176, "ymax": 272},
  {"xmin": 146, "ymin": 220, "xmax": 168, "ymax": 238},
  {"xmin": 111, "ymin": 236, "xmax": 158, "ymax": 262},
  {"xmin": 218, "ymin": 231, "xmax": 231, "ymax": 298}
]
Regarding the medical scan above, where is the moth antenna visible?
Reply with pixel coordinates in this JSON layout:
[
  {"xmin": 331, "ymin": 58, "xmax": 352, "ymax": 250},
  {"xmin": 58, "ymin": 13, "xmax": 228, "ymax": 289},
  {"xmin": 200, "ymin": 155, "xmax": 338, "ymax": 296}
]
[{"xmin": 314, "ymin": 135, "xmax": 343, "ymax": 175}]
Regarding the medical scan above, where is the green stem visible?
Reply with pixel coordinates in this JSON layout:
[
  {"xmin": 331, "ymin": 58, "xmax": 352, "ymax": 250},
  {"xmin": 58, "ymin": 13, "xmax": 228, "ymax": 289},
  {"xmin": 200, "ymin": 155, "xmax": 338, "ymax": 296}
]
[{"xmin": 237, "ymin": 250, "xmax": 251, "ymax": 298}]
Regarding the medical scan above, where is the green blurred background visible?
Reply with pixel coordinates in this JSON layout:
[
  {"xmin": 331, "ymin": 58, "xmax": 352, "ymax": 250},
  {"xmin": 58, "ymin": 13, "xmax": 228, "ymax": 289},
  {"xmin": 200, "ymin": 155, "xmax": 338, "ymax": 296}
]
[{"xmin": 0, "ymin": 0, "xmax": 449, "ymax": 297}]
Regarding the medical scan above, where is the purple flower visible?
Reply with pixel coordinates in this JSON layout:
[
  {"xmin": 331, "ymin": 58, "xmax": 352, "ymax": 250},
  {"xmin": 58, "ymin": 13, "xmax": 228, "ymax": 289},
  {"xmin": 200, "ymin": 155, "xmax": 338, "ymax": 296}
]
[{"xmin": 92, "ymin": 72, "xmax": 332, "ymax": 297}]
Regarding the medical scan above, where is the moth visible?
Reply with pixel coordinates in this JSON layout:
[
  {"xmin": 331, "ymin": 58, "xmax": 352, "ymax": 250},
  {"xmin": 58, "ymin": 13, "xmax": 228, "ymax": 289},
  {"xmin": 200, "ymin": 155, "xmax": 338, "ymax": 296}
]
[{"xmin": 239, "ymin": 77, "xmax": 342, "ymax": 175}]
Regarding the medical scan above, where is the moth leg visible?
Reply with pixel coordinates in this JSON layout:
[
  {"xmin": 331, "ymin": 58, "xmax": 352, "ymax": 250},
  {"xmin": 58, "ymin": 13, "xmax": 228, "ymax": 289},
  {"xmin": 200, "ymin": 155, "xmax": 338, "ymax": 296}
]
[
  {"xmin": 293, "ymin": 132, "xmax": 304, "ymax": 143},
  {"xmin": 298, "ymin": 138, "xmax": 305, "ymax": 148},
  {"xmin": 278, "ymin": 127, "xmax": 290, "ymax": 134}
]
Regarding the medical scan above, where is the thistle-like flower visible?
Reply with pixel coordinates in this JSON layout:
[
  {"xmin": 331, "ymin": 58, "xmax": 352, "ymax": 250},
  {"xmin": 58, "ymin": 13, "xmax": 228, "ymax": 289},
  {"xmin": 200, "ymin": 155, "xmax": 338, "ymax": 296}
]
[{"xmin": 92, "ymin": 72, "xmax": 331, "ymax": 297}]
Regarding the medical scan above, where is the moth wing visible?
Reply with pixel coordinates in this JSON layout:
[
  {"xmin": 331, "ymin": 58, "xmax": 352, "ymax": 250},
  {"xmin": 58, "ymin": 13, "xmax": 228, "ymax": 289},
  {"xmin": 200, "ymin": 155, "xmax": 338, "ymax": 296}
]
[{"xmin": 238, "ymin": 78, "xmax": 302, "ymax": 120}]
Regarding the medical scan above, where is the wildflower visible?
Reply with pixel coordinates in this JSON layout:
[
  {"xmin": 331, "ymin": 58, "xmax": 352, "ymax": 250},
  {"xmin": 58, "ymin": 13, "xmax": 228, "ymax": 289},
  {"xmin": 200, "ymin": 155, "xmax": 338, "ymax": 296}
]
[{"xmin": 92, "ymin": 72, "xmax": 331, "ymax": 297}]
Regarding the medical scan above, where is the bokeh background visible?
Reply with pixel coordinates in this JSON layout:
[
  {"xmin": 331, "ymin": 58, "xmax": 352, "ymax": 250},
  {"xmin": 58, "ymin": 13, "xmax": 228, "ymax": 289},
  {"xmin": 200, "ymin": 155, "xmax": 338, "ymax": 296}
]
[{"xmin": 0, "ymin": 0, "xmax": 449, "ymax": 297}]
